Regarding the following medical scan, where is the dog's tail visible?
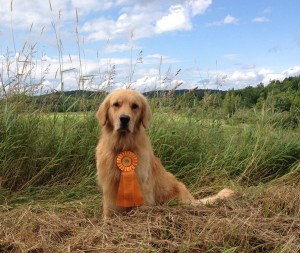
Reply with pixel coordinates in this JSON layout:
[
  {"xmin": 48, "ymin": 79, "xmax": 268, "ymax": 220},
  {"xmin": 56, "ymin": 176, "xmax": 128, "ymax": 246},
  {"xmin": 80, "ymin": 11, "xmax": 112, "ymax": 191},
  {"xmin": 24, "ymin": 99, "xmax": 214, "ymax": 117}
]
[{"xmin": 192, "ymin": 188, "xmax": 234, "ymax": 206}]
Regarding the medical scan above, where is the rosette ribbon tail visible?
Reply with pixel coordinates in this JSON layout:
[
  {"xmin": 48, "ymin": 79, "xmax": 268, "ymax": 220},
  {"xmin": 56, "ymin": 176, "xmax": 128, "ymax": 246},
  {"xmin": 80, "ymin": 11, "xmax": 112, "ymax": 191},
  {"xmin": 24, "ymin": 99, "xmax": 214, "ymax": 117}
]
[{"xmin": 116, "ymin": 170, "xmax": 144, "ymax": 207}]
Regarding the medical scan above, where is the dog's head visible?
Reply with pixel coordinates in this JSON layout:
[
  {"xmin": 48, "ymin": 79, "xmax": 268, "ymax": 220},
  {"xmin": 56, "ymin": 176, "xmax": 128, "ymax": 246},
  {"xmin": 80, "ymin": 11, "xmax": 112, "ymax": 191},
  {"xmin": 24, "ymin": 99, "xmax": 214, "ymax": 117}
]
[{"xmin": 96, "ymin": 89, "xmax": 152, "ymax": 133}]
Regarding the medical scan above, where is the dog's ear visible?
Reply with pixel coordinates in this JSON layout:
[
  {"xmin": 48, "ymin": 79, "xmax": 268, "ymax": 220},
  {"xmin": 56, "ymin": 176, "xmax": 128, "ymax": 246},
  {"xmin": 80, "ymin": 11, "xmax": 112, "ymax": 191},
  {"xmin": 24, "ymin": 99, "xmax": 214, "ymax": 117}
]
[
  {"xmin": 140, "ymin": 94, "xmax": 152, "ymax": 128},
  {"xmin": 96, "ymin": 95, "xmax": 110, "ymax": 126}
]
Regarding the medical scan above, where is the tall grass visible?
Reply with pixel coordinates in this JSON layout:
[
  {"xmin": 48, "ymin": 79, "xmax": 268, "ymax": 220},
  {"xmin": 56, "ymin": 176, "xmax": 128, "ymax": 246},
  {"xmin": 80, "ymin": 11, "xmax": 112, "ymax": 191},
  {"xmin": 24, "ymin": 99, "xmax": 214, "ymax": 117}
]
[
  {"xmin": 1, "ymin": 100, "xmax": 299, "ymax": 192},
  {"xmin": 0, "ymin": 103, "xmax": 99, "ymax": 190},
  {"xmin": 150, "ymin": 110, "xmax": 300, "ymax": 186}
]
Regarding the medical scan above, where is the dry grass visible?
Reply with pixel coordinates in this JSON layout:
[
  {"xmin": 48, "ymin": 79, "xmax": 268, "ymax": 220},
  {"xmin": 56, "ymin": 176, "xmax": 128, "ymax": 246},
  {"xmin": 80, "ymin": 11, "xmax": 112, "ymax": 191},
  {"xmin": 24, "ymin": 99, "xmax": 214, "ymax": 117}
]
[{"xmin": 1, "ymin": 183, "xmax": 299, "ymax": 253}]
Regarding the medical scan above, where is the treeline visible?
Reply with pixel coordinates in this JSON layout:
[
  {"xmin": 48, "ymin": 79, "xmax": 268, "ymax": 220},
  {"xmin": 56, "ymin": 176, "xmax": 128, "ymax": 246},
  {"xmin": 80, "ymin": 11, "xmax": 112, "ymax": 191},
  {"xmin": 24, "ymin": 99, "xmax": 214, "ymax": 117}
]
[
  {"xmin": 169, "ymin": 76, "xmax": 300, "ymax": 114},
  {"xmin": 1, "ymin": 76, "xmax": 300, "ymax": 115},
  {"xmin": 232, "ymin": 76, "xmax": 300, "ymax": 111}
]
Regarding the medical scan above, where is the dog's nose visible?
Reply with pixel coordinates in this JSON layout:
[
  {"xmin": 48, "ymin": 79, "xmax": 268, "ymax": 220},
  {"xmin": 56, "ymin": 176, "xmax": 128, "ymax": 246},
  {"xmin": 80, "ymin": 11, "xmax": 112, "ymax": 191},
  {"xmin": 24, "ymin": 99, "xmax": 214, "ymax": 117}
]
[{"xmin": 120, "ymin": 115, "xmax": 130, "ymax": 125}]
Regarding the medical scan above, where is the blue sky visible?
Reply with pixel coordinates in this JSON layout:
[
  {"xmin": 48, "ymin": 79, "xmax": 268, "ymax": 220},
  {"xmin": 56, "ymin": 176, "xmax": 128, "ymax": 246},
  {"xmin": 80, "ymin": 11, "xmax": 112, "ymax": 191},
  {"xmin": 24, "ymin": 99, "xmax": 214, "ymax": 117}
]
[{"xmin": 1, "ymin": 0, "xmax": 300, "ymax": 93}]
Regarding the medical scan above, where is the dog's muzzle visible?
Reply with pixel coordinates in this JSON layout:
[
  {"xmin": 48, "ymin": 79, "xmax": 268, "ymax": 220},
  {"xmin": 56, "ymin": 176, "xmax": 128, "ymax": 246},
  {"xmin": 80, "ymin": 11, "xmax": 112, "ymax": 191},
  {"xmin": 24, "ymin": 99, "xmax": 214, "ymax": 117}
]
[{"xmin": 119, "ymin": 115, "xmax": 130, "ymax": 131}]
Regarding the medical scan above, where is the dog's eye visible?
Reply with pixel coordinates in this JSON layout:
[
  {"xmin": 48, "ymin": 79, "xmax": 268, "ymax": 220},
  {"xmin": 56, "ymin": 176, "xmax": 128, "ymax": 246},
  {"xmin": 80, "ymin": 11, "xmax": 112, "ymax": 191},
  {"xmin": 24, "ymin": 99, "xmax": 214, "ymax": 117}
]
[
  {"xmin": 131, "ymin": 103, "xmax": 139, "ymax": 110},
  {"xmin": 113, "ymin": 102, "xmax": 120, "ymax": 108}
]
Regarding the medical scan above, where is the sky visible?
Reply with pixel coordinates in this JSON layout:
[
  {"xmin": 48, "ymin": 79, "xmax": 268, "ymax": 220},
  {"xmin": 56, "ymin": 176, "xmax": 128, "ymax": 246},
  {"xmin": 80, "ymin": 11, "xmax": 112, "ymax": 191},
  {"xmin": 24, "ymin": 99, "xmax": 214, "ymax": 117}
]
[{"xmin": 0, "ymin": 0, "xmax": 300, "ymax": 93}]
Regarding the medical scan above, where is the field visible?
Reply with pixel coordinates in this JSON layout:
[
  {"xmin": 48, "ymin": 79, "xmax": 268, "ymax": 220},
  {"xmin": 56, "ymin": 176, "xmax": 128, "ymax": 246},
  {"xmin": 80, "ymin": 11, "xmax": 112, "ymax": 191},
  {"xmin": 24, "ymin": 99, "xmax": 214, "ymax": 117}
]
[
  {"xmin": 1, "ymin": 1, "xmax": 299, "ymax": 251},
  {"xmin": 0, "ymin": 98, "xmax": 299, "ymax": 253}
]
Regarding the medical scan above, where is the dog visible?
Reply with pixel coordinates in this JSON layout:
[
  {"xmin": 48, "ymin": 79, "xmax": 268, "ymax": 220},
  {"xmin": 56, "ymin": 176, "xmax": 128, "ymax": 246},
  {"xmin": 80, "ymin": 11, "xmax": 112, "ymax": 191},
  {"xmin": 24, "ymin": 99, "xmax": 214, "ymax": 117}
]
[{"xmin": 96, "ymin": 89, "xmax": 233, "ymax": 218}]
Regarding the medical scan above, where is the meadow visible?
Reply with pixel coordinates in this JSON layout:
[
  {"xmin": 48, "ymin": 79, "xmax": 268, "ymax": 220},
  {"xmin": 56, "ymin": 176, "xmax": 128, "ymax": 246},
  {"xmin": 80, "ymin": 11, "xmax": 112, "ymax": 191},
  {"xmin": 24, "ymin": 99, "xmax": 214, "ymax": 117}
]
[
  {"xmin": 0, "ymin": 93, "xmax": 299, "ymax": 252},
  {"xmin": 0, "ymin": 1, "xmax": 299, "ymax": 250}
]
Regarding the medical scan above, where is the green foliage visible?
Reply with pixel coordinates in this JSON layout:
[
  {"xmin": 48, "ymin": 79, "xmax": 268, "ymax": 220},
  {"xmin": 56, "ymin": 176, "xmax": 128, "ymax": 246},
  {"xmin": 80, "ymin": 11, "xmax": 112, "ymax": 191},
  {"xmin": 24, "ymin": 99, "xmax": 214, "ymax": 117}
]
[
  {"xmin": 223, "ymin": 91, "xmax": 241, "ymax": 117},
  {"xmin": 235, "ymin": 84, "xmax": 265, "ymax": 107},
  {"xmin": 231, "ymin": 76, "xmax": 300, "ymax": 111},
  {"xmin": 272, "ymin": 90, "xmax": 300, "ymax": 112}
]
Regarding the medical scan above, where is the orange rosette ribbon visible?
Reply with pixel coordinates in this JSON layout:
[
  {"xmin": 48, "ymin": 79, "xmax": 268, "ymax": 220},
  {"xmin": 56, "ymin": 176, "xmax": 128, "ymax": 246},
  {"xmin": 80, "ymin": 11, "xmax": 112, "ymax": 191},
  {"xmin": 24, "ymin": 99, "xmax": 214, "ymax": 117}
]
[{"xmin": 116, "ymin": 151, "xmax": 144, "ymax": 207}]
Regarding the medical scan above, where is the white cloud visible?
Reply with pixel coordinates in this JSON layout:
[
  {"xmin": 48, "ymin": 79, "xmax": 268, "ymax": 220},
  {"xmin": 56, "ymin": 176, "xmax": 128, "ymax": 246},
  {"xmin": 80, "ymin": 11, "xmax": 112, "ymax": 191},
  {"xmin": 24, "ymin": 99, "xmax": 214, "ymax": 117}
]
[
  {"xmin": 230, "ymin": 71, "xmax": 256, "ymax": 81},
  {"xmin": 207, "ymin": 14, "xmax": 239, "ymax": 26},
  {"xmin": 82, "ymin": 1, "xmax": 212, "ymax": 41},
  {"xmin": 189, "ymin": 0, "xmax": 212, "ymax": 16},
  {"xmin": 0, "ymin": 0, "xmax": 113, "ymax": 30},
  {"xmin": 228, "ymin": 66, "xmax": 300, "ymax": 88},
  {"xmin": 82, "ymin": 12, "xmax": 158, "ymax": 41},
  {"xmin": 155, "ymin": 5, "xmax": 191, "ymax": 33},
  {"xmin": 0, "ymin": 0, "xmax": 116, "ymax": 51},
  {"xmin": 0, "ymin": 0, "xmax": 212, "ymax": 47},
  {"xmin": 0, "ymin": 0, "xmax": 52, "ymax": 29},
  {"xmin": 261, "ymin": 73, "xmax": 284, "ymax": 84},
  {"xmin": 130, "ymin": 76, "xmax": 161, "ymax": 92},
  {"xmin": 259, "ymin": 66, "xmax": 300, "ymax": 84},
  {"xmin": 252, "ymin": 16, "xmax": 270, "ymax": 23},
  {"xmin": 202, "ymin": 70, "xmax": 258, "ymax": 89},
  {"xmin": 258, "ymin": 68, "xmax": 272, "ymax": 77},
  {"xmin": 126, "ymin": 76, "xmax": 186, "ymax": 92},
  {"xmin": 189, "ymin": 66, "xmax": 300, "ymax": 90},
  {"xmin": 283, "ymin": 66, "xmax": 300, "ymax": 76}
]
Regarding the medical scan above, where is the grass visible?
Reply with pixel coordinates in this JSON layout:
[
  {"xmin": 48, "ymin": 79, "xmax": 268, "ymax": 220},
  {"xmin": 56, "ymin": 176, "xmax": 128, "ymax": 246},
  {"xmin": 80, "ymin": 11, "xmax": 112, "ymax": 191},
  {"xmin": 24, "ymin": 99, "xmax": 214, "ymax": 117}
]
[
  {"xmin": 0, "ymin": 105, "xmax": 98, "ymax": 190},
  {"xmin": 150, "ymin": 111, "xmax": 300, "ymax": 186},
  {"xmin": 0, "ymin": 100, "xmax": 299, "ymax": 252}
]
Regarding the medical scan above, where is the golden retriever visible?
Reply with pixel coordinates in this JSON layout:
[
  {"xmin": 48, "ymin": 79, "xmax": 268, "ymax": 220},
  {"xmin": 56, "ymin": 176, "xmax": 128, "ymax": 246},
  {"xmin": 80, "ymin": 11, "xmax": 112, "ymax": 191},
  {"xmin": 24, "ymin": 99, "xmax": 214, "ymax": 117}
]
[{"xmin": 96, "ymin": 89, "xmax": 233, "ymax": 218}]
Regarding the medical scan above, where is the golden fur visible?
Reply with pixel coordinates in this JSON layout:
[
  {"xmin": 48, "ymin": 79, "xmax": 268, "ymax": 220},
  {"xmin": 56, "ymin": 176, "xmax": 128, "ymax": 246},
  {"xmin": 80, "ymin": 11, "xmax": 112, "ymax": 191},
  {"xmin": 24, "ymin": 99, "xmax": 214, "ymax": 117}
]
[{"xmin": 96, "ymin": 89, "xmax": 233, "ymax": 218}]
